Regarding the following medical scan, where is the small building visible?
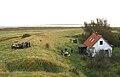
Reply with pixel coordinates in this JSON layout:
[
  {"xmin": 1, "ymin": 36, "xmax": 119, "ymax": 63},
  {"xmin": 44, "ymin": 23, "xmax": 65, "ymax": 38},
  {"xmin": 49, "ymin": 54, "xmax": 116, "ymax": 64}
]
[
  {"xmin": 79, "ymin": 33, "xmax": 112, "ymax": 57},
  {"xmin": 78, "ymin": 44, "xmax": 87, "ymax": 54}
]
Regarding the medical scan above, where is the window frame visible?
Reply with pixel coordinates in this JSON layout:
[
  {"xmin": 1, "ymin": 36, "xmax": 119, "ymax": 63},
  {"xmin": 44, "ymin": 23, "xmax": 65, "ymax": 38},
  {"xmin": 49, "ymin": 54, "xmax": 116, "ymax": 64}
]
[{"xmin": 100, "ymin": 41, "xmax": 103, "ymax": 45}]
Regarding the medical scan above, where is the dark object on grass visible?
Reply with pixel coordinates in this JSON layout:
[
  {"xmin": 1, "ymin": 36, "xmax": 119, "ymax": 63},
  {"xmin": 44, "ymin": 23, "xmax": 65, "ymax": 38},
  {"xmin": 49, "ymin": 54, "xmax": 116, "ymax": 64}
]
[
  {"xmin": 60, "ymin": 48, "xmax": 70, "ymax": 57},
  {"xmin": 71, "ymin": 49, "xmax": 73, "ymax": 53},
  {"xmin": 65, "ymin": 48, "xmax": 67, "ymax": 51},
  {"xmin": 73, "ymin": 39, "xmax": 77, "ymax": 43},
  {"xmin": 22, "ymin": 33, "xmax": 31, "ymax": 38},
  {"xmin": 45, "ymin": 43, "xmax": 50, "ymax": 48}
]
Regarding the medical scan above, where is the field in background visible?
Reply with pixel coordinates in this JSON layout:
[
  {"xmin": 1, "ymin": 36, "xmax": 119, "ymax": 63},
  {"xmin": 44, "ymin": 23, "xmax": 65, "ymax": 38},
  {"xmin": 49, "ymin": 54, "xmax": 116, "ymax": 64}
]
[{"xmin": 0, "ymin": 27, "xmax": 86, "ymax": 77}]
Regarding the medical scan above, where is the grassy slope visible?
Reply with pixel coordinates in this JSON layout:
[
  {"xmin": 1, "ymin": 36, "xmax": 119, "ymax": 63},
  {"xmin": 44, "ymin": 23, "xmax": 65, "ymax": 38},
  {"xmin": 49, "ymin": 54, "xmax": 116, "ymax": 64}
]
[{"xmin": 0, "ymin": 28, "xmax": 86, "ymax": 77}]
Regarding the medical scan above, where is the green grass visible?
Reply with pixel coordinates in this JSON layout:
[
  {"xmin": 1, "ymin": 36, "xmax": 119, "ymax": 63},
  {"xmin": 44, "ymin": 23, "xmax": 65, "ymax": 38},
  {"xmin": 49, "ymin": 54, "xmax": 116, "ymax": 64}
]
[
  {"xmin": 0, "ymin": 28, "xmax": 120, "ymax": 77},
  {"xmin": 0, "ymin": 28, "xmax": 86, "ymax": 77},
  {"xmin": 5, "ymin": 57, "xmax": 64, "ymax": 73}
]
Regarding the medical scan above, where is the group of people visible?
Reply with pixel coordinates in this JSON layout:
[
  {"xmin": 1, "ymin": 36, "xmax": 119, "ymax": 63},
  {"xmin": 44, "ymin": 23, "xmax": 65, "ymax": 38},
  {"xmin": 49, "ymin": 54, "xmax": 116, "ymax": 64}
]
[
  {"xmin": 61, "ymin": 48, "xmax": 71, "ymax": 56},
  {"xmin": 11, "ymin": 42, "xmax": 31, "ymax": 49}
]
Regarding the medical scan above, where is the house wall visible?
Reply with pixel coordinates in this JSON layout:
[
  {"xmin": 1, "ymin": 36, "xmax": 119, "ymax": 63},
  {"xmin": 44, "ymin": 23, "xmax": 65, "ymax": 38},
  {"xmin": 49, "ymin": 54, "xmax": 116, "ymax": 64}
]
[{"xmin": 92, "ymin": 38, "xmax": 112, "ymax": 57}]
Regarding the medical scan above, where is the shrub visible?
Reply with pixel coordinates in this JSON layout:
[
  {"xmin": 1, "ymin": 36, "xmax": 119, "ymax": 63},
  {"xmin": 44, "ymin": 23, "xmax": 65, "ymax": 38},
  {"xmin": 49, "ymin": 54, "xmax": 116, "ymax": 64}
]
[
  {"xmin": 22, "ymin": 33, "xmax": 31, "ymax": 38},
  {"xmin": 110, "ymin": 49, "xmax": 120, "ymax": 63},
  {"xmin": 89, "ymin": 72, "xmax": 100, "ymax": 77},
  {"xmin": 87, "ymin": 50, "xmax": 110, "ymax": 71},
  {"xmin": 116, "ymin": 67, "xmax": 120, "ymax": 75},
  {"xmin": 45, "ymin": 43, "xmax": 50, "ymax": 49},
  {"xmin": 110, "ymin": 53, "xmax": 120, "ymax": 63}
]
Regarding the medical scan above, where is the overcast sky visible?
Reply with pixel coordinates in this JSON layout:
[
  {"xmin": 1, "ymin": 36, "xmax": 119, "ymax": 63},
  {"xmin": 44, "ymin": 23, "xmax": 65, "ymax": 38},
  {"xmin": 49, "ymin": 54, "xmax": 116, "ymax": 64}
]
[{"xmin": 0, "ymin": 0, "xmax": 120, "ymax": 27}]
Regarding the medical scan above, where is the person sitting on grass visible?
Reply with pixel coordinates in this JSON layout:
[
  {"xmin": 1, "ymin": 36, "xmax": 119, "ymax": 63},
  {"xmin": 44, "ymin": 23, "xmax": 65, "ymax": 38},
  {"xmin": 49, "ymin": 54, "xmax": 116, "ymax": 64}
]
[
  {"xmin": 28, "ymin": 42, "xmax": 31, "ymax": 47},
  {"xmin": 11, "ymin": 42, "xmax": 31, "ymax": 49},
  {"xmin": 22, "ymin": 42, "xmax": 27, "ymax": 48},
  {"xmin": 61, "ymin": 48, "xmax": 70, "ymax": 57}
]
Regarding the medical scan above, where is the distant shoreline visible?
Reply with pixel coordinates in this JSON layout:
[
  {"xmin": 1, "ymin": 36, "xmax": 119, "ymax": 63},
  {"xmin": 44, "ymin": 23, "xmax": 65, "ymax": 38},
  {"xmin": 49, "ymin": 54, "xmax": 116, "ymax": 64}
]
[
  {"xmin": 0, "ymin": 27, "xmax": 83, "ymax": 31},
  {"xmin": 0, "ymin": 24, "xmax": 119, "ymax": 31}
]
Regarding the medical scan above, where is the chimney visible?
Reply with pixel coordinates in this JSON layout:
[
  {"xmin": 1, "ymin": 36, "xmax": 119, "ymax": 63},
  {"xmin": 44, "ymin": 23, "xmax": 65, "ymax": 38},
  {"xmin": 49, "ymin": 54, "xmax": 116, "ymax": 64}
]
[{"xmin": 95, "ymin": 32, "xmax": 98, "ymax": 35}]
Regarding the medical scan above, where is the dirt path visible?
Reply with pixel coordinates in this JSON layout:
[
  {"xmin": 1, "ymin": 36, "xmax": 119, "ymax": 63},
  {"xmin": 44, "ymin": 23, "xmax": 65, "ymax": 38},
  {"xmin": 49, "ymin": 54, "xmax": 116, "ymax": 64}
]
[
  {"xmin": 0, "ymin": 36, "xmax": 22, "ymax": 42},
  {"xmin": 0, "ymin": 33, "xmax": 41, "ymax": 42}
]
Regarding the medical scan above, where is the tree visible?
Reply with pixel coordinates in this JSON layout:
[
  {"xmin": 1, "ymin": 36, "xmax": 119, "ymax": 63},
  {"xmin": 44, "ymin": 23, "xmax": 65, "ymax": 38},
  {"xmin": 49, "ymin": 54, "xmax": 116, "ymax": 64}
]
[{"xmin": 83, "ymin": 18, "xmax": 114, "ymax": 46}]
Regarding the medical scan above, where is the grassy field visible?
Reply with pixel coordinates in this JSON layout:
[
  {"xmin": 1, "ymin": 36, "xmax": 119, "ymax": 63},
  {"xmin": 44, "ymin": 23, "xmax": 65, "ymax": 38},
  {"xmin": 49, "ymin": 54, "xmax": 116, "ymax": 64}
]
[
  {"xmin": 0, "ymin": 27, "xmax": 120, "ymax": 77},
  {"xmin": 0, "ymin": 27, "xmax": 86, "ymax": 77}
]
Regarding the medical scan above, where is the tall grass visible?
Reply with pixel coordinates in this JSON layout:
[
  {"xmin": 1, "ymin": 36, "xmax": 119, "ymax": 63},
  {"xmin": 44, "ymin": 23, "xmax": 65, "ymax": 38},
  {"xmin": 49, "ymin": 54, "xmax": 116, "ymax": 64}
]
[
  {"xmin": 5, "ymin": 57, "xmax": 64, "ymax": 73},
  {"xmin": 0, "ymin": 28, "xmax": 84, "ymax": 77}
]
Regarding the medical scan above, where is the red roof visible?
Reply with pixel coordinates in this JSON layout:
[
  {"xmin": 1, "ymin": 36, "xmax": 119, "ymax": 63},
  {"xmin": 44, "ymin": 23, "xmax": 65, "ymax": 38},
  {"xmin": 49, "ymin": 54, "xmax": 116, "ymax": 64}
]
[{"xmin": 84, "ymin": 33, "xmax": 101, "ymax": 47}]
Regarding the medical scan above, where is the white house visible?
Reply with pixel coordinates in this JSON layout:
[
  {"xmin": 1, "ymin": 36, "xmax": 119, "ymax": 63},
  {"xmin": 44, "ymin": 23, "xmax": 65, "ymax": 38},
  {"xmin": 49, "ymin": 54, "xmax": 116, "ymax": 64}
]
[{"xmin": 83, "ymin": 33, "xmax": 112, "ymax": 57}]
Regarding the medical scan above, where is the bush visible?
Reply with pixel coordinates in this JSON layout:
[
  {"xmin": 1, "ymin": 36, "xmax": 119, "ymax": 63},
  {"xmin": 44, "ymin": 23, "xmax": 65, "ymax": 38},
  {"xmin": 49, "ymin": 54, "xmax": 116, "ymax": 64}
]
[
  {"xmin": 89, "ymin": 72, "xmax": 100, "ymax": 77},
  {"xmin": 87, "ymin": 50, "xmax": 110, "ymax": 71},
  {"xmin": 45, "ymin": 43, "xmax": 50, "ymax": 49},
  {"xmin": 115, "ymin": 67, "xmax": 120, "ymax": 76},
  {"xmin": 5, "ymin": 57, "xmax": 63, "ymax": 73},
  {"xmin": 22, "ymin": 33, "xmax": 31, "ymax": 38},
  {"xmin": 110, "ymin": 48, "xmax": 120, "ymax": 63},
  {"xmin": 110, "ymin": 53, "xmax": 120, "ymax": 63}
]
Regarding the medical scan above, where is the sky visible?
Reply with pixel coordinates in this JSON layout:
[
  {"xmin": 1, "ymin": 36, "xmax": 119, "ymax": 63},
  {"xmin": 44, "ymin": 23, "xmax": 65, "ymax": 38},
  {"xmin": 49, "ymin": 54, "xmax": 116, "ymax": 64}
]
[{"xmin": 0, "ymin": 0, "xmax": 120, "ymax": 27}]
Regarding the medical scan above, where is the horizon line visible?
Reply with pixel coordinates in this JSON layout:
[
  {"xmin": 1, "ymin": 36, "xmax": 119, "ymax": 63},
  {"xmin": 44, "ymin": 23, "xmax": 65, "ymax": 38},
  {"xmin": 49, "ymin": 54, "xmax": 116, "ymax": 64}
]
[{"xmin": 0, "ymin": 24, "xmax": 119, "ymax": 28}]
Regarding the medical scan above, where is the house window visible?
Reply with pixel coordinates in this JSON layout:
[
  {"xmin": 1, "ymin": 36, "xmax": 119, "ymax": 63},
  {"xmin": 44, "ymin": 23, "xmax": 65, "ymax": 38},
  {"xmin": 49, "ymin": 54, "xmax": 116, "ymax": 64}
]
[{"xmin": 100, "ymin": 41, "xmax": 103, "ymax": 45}]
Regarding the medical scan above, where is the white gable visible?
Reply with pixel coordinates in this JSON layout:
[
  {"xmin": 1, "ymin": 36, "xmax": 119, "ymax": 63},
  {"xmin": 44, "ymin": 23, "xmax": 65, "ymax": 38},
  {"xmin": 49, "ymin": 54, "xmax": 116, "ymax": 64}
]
[{"xmin": 93, "ymin": 37, "xmax": 112, "ymax": 52}]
